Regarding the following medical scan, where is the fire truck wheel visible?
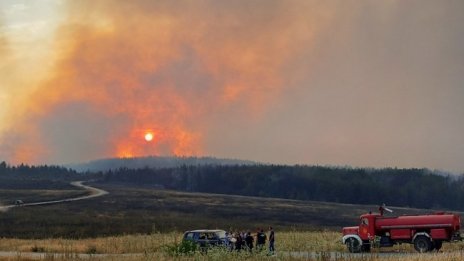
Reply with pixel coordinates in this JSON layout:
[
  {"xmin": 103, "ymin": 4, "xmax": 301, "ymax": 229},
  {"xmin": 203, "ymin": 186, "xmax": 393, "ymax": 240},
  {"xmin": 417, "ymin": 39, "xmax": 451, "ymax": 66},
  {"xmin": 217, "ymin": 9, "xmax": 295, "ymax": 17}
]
[
  {"xmin": 345, "ymin": 237, "xmax": 361, "ymax": 253},
  {"xmin": 413, "ymin": 236, "xmax": 431, "ymax": 253}
]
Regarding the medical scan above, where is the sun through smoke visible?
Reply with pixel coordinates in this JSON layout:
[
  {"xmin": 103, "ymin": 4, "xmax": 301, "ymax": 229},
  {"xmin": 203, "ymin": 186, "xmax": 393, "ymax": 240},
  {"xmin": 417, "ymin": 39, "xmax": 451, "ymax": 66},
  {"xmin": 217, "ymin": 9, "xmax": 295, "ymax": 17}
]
[{"xmin": 144, "ymin": 132, "xmax": 154, "ymax": 142}]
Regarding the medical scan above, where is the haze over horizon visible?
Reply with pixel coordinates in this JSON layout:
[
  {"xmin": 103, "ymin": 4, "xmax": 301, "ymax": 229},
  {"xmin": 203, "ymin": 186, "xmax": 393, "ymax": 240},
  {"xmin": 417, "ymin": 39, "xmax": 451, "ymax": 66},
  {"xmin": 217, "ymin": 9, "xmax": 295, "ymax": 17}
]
[{"xmin": 1, "ymin": 0, "xmax": 463, "ymax": 173}]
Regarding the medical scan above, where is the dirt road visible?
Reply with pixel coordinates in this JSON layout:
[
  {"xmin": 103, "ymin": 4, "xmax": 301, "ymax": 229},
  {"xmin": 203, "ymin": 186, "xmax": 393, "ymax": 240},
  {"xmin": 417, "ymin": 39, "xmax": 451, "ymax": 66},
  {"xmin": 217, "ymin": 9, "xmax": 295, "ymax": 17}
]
[{"xmin": 0, "ymin": 181, "xmax": 108, "ymax": 212}]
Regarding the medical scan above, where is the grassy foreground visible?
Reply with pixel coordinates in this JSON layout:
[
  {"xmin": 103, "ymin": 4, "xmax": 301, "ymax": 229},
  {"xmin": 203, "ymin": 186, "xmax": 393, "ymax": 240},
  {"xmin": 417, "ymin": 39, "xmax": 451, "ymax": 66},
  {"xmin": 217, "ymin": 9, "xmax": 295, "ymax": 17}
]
[{"xmin": 1, "ymin": 231, "xmax": 464, "ymax": 260}]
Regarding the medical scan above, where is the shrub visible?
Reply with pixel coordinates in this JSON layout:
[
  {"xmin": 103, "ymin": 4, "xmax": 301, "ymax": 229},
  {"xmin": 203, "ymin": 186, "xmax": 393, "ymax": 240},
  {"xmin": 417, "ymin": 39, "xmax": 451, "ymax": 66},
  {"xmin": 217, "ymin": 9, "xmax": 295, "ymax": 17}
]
[
  {"xmin": 163, "ymin": 240, "xmax": 198, "ymax": 256},
  {"xmin": 86, "ymin": 245, "xmax": 98, "ymax": 254},
  {"xmin": 31, "ymin": 245, "xmax": 45, "ymax": 252}
]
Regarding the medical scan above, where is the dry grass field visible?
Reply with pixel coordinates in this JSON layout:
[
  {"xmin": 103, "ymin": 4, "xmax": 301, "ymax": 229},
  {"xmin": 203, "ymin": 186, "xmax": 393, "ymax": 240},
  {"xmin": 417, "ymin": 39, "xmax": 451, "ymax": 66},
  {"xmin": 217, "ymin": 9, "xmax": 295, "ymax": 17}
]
[{"xmin": 1, "ymin": 231, "xmax": 464, "ymax": 260}]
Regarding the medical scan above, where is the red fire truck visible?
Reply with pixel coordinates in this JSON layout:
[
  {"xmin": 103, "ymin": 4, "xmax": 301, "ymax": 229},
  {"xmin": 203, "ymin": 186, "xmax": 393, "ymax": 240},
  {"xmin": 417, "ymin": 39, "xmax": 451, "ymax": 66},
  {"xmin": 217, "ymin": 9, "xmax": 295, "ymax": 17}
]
[{"xmin": 342, "ymin": 205, "xmax": 462, "ymax": 253}]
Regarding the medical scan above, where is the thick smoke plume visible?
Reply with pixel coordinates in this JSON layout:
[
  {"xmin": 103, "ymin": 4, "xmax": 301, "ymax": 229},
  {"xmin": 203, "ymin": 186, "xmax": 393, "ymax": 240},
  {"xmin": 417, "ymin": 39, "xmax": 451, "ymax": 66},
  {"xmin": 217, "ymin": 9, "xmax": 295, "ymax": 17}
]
[
  {"xmin": 2, "ymin": 1, "xmax": 464, "ymax": 173},
  {"xmin": 0, "ymin": 1, "xmax": 327, "ymax": 163}
]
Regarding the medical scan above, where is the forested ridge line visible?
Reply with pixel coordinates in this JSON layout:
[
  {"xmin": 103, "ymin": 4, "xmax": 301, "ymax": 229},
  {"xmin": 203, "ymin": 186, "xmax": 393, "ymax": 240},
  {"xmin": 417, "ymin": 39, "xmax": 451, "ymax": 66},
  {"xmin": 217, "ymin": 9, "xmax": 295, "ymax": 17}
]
[
  {"xmin": 2, "ymin": 161, "xmax": 463, "ymax": 211},
  {"xmin": 98, "ymin": 164, "xmax": 464, "ymax": 211},
  {"xmin": 0, "ymin": 162, "xmax": 80, "ymax": 189}
]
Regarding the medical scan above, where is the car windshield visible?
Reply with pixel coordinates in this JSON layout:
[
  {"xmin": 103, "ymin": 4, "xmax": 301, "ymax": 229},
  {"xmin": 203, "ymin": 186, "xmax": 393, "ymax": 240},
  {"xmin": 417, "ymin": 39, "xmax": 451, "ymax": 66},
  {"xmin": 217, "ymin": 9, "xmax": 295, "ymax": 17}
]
[{"xmin": 184, "ymin": 232, "xmax": 195, "ymax": 240}]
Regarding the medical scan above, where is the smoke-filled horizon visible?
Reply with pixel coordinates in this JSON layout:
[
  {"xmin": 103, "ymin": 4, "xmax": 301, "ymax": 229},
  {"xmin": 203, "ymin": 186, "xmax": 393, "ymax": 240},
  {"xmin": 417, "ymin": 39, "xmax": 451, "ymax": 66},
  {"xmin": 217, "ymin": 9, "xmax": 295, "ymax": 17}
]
[{"xmin": 1, "ymin": 0, "xmax": 464, "ymax": 173}]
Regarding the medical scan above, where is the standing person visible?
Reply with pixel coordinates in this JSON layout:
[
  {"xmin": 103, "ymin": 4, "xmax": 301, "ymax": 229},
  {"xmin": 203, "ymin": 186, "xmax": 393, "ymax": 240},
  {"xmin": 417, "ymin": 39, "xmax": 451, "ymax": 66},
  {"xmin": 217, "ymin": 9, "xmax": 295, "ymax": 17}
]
[
  {"xmin": 225, "ymin": 231, "xmax": 233, "ymax": 251},
  {"xmin": 245, "ymin": 231, "xmax": 254, "ymax": 252},
  {"xmin": 268, "ymin": 226, "xmax": 275, "ymax": 255},
  {"xmin": 235, "ymin": 233, "xmax": 243, "ymax": 252},
  {"xmin": 256, "ymin": 229, "xmax": 266, "ymax": 251}
]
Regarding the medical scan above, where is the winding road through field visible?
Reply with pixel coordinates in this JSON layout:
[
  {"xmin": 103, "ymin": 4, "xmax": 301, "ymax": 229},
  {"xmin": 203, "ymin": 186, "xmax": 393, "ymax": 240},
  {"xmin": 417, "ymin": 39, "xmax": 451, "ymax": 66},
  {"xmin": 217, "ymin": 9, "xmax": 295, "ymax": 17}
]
[{"xmin": 0, "ymin": 181, "xmax": 108, "ymax": 212}]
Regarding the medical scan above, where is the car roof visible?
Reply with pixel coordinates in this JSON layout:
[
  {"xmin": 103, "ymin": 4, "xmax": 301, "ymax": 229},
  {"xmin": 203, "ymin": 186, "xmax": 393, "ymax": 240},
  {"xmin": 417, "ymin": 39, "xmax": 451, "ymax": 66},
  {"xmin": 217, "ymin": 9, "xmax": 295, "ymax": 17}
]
[{"xmin": 184, "ymin": 229, "xmax": 226, "ymax": 233}]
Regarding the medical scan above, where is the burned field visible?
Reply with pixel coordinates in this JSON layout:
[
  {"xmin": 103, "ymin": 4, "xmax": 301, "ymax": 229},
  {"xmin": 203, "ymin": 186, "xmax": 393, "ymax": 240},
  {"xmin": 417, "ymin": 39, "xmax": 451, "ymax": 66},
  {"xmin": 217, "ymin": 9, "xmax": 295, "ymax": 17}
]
[{"xmin": 0, "ymin": 181, "xmax": 451, "ymax": 239}]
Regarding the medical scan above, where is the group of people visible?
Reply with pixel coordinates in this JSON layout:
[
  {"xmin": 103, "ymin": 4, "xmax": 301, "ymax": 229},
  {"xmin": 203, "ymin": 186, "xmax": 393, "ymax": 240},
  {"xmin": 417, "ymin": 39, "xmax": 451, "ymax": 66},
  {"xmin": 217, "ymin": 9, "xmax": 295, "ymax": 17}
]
[{"xmin": 226, "ymin": 226, "xmax": 275, "ymax": 254}]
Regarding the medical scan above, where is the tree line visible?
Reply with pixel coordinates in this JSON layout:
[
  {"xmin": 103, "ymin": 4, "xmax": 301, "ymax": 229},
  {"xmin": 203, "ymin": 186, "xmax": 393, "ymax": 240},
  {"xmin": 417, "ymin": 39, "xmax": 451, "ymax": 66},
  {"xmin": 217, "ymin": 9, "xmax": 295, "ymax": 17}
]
[
  {"xmin": 2, "ymin": 161, "xmax": 464, "ymax": 211},
  {"xmin": 0, "ymin": 162, "xmax": 79, "ymax": 189},
  {"xmin": 98, "ymin": 165, "xmax": 464, "ymax": 211}
]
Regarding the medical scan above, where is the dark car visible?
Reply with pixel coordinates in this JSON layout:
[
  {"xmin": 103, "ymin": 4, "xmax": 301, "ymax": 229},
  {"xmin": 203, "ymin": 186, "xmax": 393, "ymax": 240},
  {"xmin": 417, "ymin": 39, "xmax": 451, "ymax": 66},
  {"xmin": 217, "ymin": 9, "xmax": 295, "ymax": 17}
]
[{"xmin": 182, "ymin": 229, "xmax": 228, "ymax": 249}]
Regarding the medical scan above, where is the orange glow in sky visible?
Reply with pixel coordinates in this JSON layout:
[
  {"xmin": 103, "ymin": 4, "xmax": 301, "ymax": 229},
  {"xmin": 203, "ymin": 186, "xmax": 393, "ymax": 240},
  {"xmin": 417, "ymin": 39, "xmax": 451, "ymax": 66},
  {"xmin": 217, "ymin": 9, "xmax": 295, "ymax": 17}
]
[{"xmin": 1, "ymin": 1, "xmax": 464, "ymax": 173}]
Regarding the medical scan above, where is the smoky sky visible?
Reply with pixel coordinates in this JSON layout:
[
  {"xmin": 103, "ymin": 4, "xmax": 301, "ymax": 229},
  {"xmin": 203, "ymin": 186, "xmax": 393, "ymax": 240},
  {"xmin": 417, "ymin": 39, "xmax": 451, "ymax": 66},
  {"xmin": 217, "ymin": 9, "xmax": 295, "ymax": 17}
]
[{"xmin": 1, "ymin": 0, "xmax": 464, "ymax": 173}]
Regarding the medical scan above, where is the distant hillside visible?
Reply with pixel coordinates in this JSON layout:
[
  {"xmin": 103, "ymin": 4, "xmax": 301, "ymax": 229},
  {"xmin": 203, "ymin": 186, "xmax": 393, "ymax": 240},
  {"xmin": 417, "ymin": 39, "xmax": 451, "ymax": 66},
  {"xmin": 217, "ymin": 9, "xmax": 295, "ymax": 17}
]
[
  {"xmin": 66, "ymin": 156, "xmax": 257, "ymax": 172},
  {"xmin": 96, "ymin": 164, "xmax": 464, "ymax": 211}
]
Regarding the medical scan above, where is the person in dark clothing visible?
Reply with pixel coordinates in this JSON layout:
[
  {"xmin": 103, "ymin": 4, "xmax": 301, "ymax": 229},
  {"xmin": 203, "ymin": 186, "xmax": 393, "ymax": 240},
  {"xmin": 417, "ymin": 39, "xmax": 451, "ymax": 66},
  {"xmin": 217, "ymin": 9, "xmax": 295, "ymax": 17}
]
[
  {"xmin": 235, "ymin": 233, "xmax": 243, "ymax": 251},
  {"xmin": 245, "ymin": 232, "xmax": 254, "ymax": 252},
  {"xmin": 256, "ymin": 229, "xmax": 267, "ymax": 251},
  {"xmin": 268, "ymin": 226, "xmax": 275, "ymax": 254}
]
